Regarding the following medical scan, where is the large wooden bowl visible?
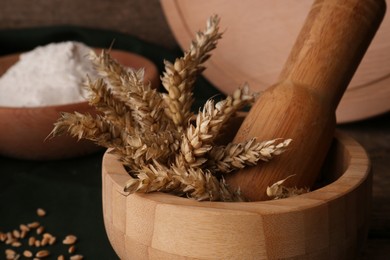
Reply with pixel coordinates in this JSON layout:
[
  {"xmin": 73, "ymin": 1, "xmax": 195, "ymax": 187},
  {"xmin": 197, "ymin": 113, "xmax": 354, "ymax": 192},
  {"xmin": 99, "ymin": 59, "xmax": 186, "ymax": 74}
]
[
  {"xmin": 102, "ymin": 130, "xmax": 371, "ymax": 259},
  {"xmin": 160, "ymin": 0, "xmax": 390, "ymax": 123},
  {"xmin": 0, "ymin": 48, "xmax": 159, "ymax": 160}
]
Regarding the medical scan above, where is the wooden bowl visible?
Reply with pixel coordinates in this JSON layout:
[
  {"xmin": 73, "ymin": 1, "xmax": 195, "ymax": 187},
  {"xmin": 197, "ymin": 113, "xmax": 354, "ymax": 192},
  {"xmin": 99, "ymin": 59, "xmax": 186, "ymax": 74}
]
[
  {"xmin": 0, "ymin": 49, "xmax": 159, "ymax": 160},
  {"xmin": 161, "ymin": 0, "xmax": 390, "ymax": 123},
  {"xmin": 102, "ymin": 130, "xmax": 371, "ymax": 259}
]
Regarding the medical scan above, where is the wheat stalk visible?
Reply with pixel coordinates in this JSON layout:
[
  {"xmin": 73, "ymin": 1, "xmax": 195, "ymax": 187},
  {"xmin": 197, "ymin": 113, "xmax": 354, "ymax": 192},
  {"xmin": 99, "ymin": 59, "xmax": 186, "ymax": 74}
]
[
  {"xmin": 89, "ymin": 49, "xmax": 139, "ymax": 94},
  {"xmin": 52, "ymin": 14, "xmax": 293, "ymax": 202},
  {"xmin": 124, "ymin": 158, "xmax": 245, "ymax": 201},
  {"xmin": 208, "ymin": 138, "xmax": 292, "ymax": 173},
  {"xmin": 50, "ymin": 112, "xmax": 171, "ymax": 169},
  {"xmin": 175, "ymin": 84, "xmax": 258, "ymax": 169},
  {"xmin": 85, "ymin": 77, "xmax": 134, "ymax": 131},
  {"xmin": 211, "ymin": 83, "xmax": 259, "ymax": 136},
  {"xmin": 161, "ymin": 15, "xmax": 222, "ymax": 129},
  {"xmin": 51, "ymin": 112, "xmax": 125, "ymax": 146},
  {"xmin": 91, "ymin": 50, "xmax": 174, "ymax": 134}
]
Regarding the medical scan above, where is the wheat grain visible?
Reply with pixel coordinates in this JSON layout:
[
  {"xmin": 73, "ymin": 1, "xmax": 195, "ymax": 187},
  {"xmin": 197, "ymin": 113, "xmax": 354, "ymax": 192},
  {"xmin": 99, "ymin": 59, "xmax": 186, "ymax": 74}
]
[
  {"xmin": 62, "ymin": 235, "xmax": 77, "ymax": 245},
  {"xmin": 36, "ymin": 208, "xmax": 46, "ymax": 217},
  {"xmin": 19, "ymin": 224, "xmax": 30, "ymax": 232},
  {"xmin": 68, "ymin": 245, "xmax": 76, "ymax": 254},
  {"xmin": 23, "ymin": 250, "xmax": 33, "ymax": 258},
  {"xmin": 12, "ymin": 230, "xmax": 20, "ymax": 239},
  {"xmin": 28, "ymin": 237, "xmax": 35, "ymax": 246},
  {"xmin": 36, "ymin": 250, "xmax": 50, "ymax": 258},
  {"xmin": 11, "ymin": 241, "xmax": 21, "ymax": 247},
  {"xmin": 27, "ymin": 222, "xmax": 40, "ymax": 229}
]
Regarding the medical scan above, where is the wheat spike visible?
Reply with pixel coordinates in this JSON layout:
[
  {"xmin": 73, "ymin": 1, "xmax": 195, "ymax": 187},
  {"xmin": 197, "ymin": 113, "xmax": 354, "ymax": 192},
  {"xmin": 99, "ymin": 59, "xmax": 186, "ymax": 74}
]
[
  {"xmin": 161, "ymin": 15, "xmax": 222, "ymax": 129},
  {"xmin": 85, "ymin": 77, "xmax": 134, "ymax": 131},
  {"xmin": 124, "ymin": 158, "xmax": 245, "ymax": 202},
  {"xmin": 208, "ymin": 138, "xmax": 292, "ymax": 173}
]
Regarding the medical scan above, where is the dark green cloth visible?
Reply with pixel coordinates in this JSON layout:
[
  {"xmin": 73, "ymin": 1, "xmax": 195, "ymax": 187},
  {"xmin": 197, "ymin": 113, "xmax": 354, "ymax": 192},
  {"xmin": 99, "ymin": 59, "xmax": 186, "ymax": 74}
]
[{"xmin": 0, "ymin": 26, "xmax": 222, "ymax": 259}]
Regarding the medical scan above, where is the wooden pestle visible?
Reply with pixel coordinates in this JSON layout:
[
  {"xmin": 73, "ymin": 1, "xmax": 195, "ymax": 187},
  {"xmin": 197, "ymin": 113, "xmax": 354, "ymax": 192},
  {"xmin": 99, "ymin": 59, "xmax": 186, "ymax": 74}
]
[{"xmin": 225, "ymin": 0, "xmax": 386, "ymax": 201}]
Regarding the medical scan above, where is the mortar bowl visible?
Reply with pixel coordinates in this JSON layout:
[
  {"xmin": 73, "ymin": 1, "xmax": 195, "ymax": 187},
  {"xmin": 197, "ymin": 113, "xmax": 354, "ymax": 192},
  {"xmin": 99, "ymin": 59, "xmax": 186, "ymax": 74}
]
[{"xmin": 102, "ymin": 129, "xmax": 371, "ymax": 259}]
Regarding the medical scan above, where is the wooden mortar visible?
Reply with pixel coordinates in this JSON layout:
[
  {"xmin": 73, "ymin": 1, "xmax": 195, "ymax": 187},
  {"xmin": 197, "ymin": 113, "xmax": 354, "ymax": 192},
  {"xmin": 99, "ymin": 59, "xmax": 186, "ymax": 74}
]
[
  {"xmin": 102, "ymin": 129, "xmax": 371, "ymax": 259},
  {"xmin": 225, "ymin": 0, "xmax": 386, "ymax": 201}
]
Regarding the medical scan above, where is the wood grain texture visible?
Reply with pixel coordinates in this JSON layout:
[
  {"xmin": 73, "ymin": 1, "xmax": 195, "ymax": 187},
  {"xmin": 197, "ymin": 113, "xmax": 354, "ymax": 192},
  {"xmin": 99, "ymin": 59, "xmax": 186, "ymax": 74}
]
[
  {"xmin": 102, "ymin": 130, "xmax": 371, "ymax": 259},
  {"xmin": 224, "ymin": 0, "xmax": 385, "ymax": 201},
  {"xmin": 0, "ymin": 48, "xmax": 159, "ymax": 160},
  {"xmin": 161, "ymin": 0, "xmax": 390, "ymax": 123}
]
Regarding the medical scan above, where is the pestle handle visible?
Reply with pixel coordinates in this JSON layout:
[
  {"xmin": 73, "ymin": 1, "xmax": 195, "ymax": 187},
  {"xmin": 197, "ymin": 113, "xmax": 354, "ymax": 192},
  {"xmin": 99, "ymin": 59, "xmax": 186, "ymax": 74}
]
[
  {"xmin": 278, "ymin": 0, "xmax": 386, "ymax": 111},
  {"xmin": 226, "ymin": 0, "xmax": 386, "ymax": 201}
]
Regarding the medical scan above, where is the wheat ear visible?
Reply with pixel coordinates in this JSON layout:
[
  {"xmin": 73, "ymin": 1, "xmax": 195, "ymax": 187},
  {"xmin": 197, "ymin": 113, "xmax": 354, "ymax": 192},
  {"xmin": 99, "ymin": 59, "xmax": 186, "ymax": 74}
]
[
  {"xmin": 208, "ymin": 138, "xmax": 292, "ymax": 173},
  {"xmin": 161, "ymin": 15, "xmax": 222, "ymax": 128},
  {"xmin": 91, "ymin": 50, "xmax": 173, "ymax": 134},
  {"xmin": 124, "ymin": 159, "xmax": 245, "ymax": 201},
  {"xmin": 85, "ymin": 77, "xmax": 134, "ymax": 131},
  {"xmin": 51, "ymin": 112, "xmax": 125, "ymax": 147}
]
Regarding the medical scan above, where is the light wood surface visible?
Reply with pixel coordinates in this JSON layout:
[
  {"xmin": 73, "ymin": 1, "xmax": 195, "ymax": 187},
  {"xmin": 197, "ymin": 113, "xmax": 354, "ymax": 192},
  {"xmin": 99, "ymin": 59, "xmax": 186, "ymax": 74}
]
[
  {"xmin": 161, "ymin": 0, "xmax": 390, "ymax": 123},
  {"xmin": 224, "ymin": 0, "xmax": 385, "ymax": 201},
  {"xmin": 0, "ymin": 48, "xmax": 159, "ymax": 160},
  {"xmin": 102, "ymin": 130, "xmax": 371, "ymax": 259}
]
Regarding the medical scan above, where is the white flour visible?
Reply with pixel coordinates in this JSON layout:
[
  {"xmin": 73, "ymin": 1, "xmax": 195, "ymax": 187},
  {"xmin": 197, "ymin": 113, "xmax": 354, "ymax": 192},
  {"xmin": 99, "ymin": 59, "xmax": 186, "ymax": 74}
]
[{"xmin": 0, "ymin": 41, "xmax": 97, "ymax": 107}]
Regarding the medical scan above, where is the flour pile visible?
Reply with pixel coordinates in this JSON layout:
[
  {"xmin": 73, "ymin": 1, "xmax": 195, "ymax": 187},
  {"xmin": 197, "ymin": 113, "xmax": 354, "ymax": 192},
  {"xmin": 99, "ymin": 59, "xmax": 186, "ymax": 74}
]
[{"xmin": 0, "ymin": 41, "xmax": 97, "ymax": 107}]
